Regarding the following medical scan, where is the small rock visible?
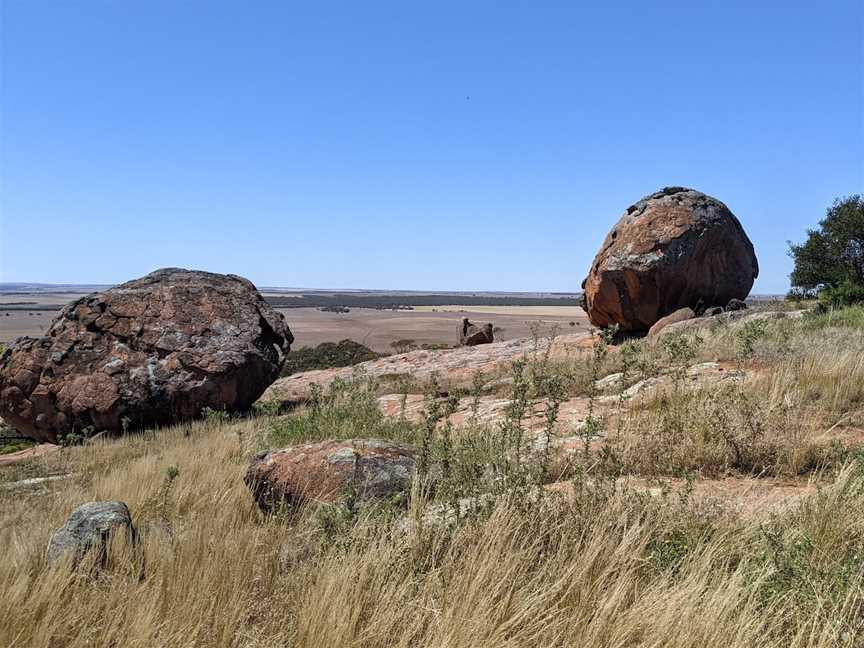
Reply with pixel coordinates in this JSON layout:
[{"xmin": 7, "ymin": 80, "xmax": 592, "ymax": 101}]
[
  {"xmin": 47, "ymin": 501, "xmax": 136, "ymax": 565},
  {"xmin": 621, "ymin": 377, "xmax": 666, "ymax": 399},
  {"xmin": 594, "ymin": 372, "xmax": 624, "ymax": 391},
  {"xmin": 703, "ymin": 306, "xmax": 724, "ymax": 317},
  {"xmin": 245, "ymin": 439, "xmax": 416, "ymax": 513},
  {"xmin": 726, "ymin": 298, "xmax": 748, "ymax": 311},
  {"xmin": 647, "ymin": 307, "xmax": 696, "ymax": 337}
]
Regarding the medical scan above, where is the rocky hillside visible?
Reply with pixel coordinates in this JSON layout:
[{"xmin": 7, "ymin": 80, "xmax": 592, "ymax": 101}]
[{"xmin": 2, "ymin": 304, "xmax": 864, "ymax": 647}]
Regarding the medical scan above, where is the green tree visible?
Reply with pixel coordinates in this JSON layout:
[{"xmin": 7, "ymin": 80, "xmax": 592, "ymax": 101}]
[{"xmin": 788, "ymin": 195, "xmax": 864, "ymax": 304}]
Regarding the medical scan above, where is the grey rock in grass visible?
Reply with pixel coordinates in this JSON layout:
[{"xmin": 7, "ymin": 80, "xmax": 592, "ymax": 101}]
[{"xmin": 47, "ymin": 501, "xmax": 136, "ymax": 564}]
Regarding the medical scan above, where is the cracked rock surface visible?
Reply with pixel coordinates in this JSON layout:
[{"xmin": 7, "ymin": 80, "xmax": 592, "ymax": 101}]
[
  {"xmin": 0, "ymin": 268, "xmax": 293, "ymax": 443},
  {"xmin": 581, "ymin": 187, "xmax": 758, "ymax": 332}
]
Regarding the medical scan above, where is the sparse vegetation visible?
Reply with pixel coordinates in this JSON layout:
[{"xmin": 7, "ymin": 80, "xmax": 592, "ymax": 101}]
[
  {"xmin": 2, "ymin": 307, "xmax": 864, "ymax": 646},
  {"xmin": 0, "ymin": 436, "xmax": 35, "ymax": 455}
]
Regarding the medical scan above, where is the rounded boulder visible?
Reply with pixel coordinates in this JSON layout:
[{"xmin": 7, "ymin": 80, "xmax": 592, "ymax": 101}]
[
  {"xmin": 581, "ymin": 187, "xmax": 758, "ymax": 332},
  {"xmin": 0, "ymin": 268, "xmax": 293, "ymax": 442}
]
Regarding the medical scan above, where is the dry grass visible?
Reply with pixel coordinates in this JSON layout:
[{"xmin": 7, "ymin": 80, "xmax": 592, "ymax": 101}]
[
  {"xmin": 2, "ymin": 307, "xmax": 864, "ymax": 647},
  {"xmin": 2, "ymin": 420, "xmax": 863, "ymax": 647},
  {"xmin": 534, "ymin": 309, "xmax": 864, "ymax": 479}
]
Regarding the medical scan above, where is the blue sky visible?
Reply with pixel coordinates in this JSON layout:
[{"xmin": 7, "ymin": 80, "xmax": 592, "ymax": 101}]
[{"xmin": 1, "ymin": 1, "xmax": 861, "ymax": 293}]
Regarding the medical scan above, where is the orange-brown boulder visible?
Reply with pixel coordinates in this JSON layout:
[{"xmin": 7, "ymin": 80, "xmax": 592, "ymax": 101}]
[
  {"xmin": 244, "ymin": 439, "xmax": 416, "ymax": 513},
  {"xmin": 0, "ymin": 268, "xmax": 293, "ymax": 443},
  {"xmin": 581, "ymin": 187, "xmax": 758, "ymax": 332}
]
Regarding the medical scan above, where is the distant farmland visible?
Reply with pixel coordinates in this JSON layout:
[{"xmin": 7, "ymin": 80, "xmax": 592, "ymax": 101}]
[{"xmin": 265, "ymin": 293, "xmax": 582, "ymax": 309}]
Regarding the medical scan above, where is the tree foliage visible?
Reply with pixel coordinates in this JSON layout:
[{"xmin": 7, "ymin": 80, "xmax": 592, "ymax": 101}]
[{"xmin": 788, "ymin": 195, "xmax": 864, "ymax": 304}]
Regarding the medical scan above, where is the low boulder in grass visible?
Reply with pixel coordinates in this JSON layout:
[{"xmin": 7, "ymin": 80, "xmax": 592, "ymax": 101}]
[
  {"xmin": 245, "ymin": 439, "xmax": 416, "ymax": 513},
  {"xmin": 47, "ymin": 501, "xmax": 136, "ymax": 565}
]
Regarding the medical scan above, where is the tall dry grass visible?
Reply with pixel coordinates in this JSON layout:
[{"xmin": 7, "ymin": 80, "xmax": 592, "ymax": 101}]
[
  {"xmin": 2, "ymin": 307, "xmax": 864, "ymax": 647},
  {"xmin": 583, "ymin": 309, "xmax": 864, "ymax": 477},
  {"xmin": 2, "ymin": 415, "xmax": 863, "ymax": 647}
]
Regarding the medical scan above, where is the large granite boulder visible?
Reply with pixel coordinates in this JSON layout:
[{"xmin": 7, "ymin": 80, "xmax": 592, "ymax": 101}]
[
  {"xmin": 47, "ymin": 501, "xmax": 136, "ymax": 565},
  {"xmin": 0, "ymin": 268, "xmax": 293, "ymax": 443},
  {"xmin": 581, "ymin": 187, "xmax": 758, "ymax": 332},
  {"xmin": 245, "ymin": 438, "xmax": 416, "ymax": 513}
]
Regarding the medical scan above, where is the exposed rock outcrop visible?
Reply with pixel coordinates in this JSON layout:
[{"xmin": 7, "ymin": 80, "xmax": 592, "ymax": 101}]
[
  {"xmin": 581, "ymin": 187, "xmax": 758, "ymax": 332},
  {"xmin": 263, "ymin": 332, "xmax": 595, "ymax": 403},
  {"xmin": 47, "ymin": 501, "xmax": 136, "ymax": 564},
  {"xmin": 651, "ymin": 308, "xmax": 805, "ymax": 339},
  {"xmin": 245, "ymin": 439, "xmax": 416, "ymax": 513},
  {"xmin": 726, "ymin": 298, "xmax": 748, "ymax": 311},
  {"xmin": 647, "ymin": 307, "xmax": 696, "ymax": 338},
  {"xmin": 0, "ymin": 268, "xmax": 293, "ymax": 443}
]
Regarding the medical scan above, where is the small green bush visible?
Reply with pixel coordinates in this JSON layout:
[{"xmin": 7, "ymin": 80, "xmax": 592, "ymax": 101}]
[
  {"xmin": 268, "ymin": 375, "xmax": 415, "ymax": 447},
  {"xmin": 0, "ymin": 438, "xmax": 36, "ymax": 455},
  {"xmin": 818, "ymin": 281, "xmax": 864, "ymax": 309}
]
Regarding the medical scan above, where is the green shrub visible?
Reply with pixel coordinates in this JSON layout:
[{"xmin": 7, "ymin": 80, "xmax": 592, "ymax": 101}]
[
  {"xmin": 818, "ymin": 281, "xmax": 864, "ymax": 309},
  {"xmin": 281, "ymin": 339, "xmax": 382, "ymax": 377},
  {"xmin": 0, "ymin": 438, "xmax": 36, "ymax": 455}
]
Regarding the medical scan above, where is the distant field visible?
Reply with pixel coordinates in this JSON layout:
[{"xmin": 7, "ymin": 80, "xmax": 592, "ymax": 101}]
[
  {"xmin": 0, "ymin": 292, "xmax": 589, "ymax": 350},
  {"xmin": 413, "ymin": 305, "xmax": 586, "ymax": 317},
  {"xmin": 264, "ymin": 293, "xmax": 581, "ymax": 309},
  {"xmin": 277, "ymin": 307, "xmax": 588, "ymax": 352},
  {"xmin": 0, "ymin": 292, "xmax": 83, "ymax": 308}
]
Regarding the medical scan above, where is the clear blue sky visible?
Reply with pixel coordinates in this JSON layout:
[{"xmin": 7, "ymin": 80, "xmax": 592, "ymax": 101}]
[{"xmin": 1, "ymin": 1, "xmax": 862, "ymax": 293}]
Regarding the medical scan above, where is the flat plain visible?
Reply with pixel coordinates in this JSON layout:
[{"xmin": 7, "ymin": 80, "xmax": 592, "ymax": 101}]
[{"xmin": 0, "ymin": 292, "xmax": 590, "ymax": 351}]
